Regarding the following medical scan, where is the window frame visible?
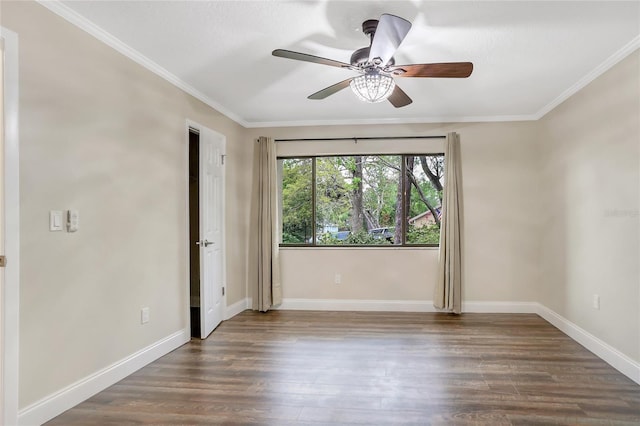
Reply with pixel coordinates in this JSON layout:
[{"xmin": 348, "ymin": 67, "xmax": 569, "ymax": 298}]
[{"xmin": 278, "ymin": 153, "xmax": 444, "ymax": 248}]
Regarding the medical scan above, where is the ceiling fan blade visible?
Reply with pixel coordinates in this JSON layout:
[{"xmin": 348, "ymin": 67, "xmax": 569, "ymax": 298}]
[
  {"xmin": 368, "ymin": 14, "xmax": 411, "ymax": 66},
  {"xmin": 387, "ymin": 84, "xmax": 412, "ymax": 108},
  {"xmin": 272, "ymin": 49, "xmax": 352, "ymax": 69},
  {"xmin": 390, "ymin": 62, "xmax": 474, "ymax": 78},
  {"xmin": 308, "ymin": 78, "xmax": 354, "ymax": 100}
]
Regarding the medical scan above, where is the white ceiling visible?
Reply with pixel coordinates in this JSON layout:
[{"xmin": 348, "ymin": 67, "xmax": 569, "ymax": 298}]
[{"xmin": 50, "ymin": 1, "xmax": 640, "ymax": 128}]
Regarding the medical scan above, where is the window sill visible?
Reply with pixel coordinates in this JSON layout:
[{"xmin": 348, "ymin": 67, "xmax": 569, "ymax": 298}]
[{"xmin": 279, "ymin": 245, "xmax": 439, "ymax": 250}]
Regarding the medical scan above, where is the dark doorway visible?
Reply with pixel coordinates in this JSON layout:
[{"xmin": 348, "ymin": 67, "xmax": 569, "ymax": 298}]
[{"xmin": 188, "ymin": 129, "xmax": 201, "ymax": 338}]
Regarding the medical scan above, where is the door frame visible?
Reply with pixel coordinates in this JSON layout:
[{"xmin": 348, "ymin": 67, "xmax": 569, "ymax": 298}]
[
  {"xmin": 184, "ymin": 120, "xmax": 226, "ymax": 335},
  {"xmin": 1, "ymin": 26, "xmax": 20, "ymax": 426}
]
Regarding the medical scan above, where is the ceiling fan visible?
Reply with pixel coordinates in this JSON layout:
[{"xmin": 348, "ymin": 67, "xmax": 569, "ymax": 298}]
[{"xmin": 272, "ymin": 13, "xmax": 473, "ymax": 108}]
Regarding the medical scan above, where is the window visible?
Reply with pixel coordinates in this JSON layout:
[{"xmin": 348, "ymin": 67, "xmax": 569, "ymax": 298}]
[
  {"xmin": 281, "ymin": 158, "xmax": 313, "ymax": 244},
  {"xmin": 279, "ymin": 154, "xmax": 444, "ymax": 246},
  {"xmin": 405, "ymin": 155, "xmax": 444, "ymax": 245}
]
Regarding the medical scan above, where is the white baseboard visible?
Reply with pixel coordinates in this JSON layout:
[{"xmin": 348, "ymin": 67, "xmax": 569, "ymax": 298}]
[
  {"xmin": 274, "ymin": 298, "xmax": 639, "ymax": 384},
  {"xmin": 18, "ymin": 328, "xmax": 190, "ymax": 426},
  {"xmin": 276, "ymin": 298, "xmax": 437, "ymax": 312},
  {"xmin": 224, "ymin": 297, "xmax": 250, "ymax": 320},
  {"xmin": 535, "ymin": 303, "xmax": 640, "ymax": 385},
  {"xmin": 276, "ymin": 298, "xmax": 538, "ymax": 313},
  {"xmin": 15, "ymin": 300, "xmax": 638, "ymax": 426},
  {"xmin": 462, "ymin": 301, "xmax": 538, "ymax": 313}
]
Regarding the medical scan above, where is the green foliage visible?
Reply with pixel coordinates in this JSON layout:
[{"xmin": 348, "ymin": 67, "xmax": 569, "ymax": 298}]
[
  {"xmin": 409, "ymin": 184, "xmax": 441, "ymax": 218},
  {"xmin": 317, "ymin": 230, "xmax": 390, "ymax": 246},
  {"xmin": 406, "ymin": 157, "xmax": 442, "ymax": 219},
  {"xmin": 281, "ymin": 154, "xmax": 444, "ymax": 246},
  {"xmin": 281, "ymin": 159, "xmax": 312, "ymax": 243},
  {"xmin": 282, "ymin": 231, "xmax": 307, "ymax": 244},
  {"xmin": 316, "ymin": 233, "xmax": 339, "ymax": 245},
  {"xmin": 345, "ymin": 230, "xmax": 390, "ymax": 245},
  {"xmin": 315, "ymin": 157, "xmax": 351, "ymax": 230},
  {"xmin": 406, "ymin": 223, "xmax": 441, "ymax": 245},
  {"xmin": 362, "ymin": 156, "xmax": 399, "ymax": 227}
]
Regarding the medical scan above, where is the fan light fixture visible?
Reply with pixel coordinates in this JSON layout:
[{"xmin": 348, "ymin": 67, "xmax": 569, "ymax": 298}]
[
  {"xmin": 272, "ymin": 13, "xmax": 473, "ymax": 108},
  {"xmin": 349, "ymin": 72, "xmax": 395, "ymax": 103}
]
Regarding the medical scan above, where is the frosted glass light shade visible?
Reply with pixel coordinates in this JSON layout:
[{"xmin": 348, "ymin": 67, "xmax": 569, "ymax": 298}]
[{"xmin": 349, "ymin": 73, "xmax": 395, "ymax": 103}]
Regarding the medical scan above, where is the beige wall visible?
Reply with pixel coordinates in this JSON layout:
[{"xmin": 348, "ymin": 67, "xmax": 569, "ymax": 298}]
[
  {"xmin": 3, "ymin": 0, "xmax": 638, "ymax": 414},
  {"xmin": 247, "ymin": 121, "xmax": 541, "ymax": 304},
  {"xmin": 1, "ymin": 2, "xmax": 252, "ymax": 408},
  {"xmin": 539, "ymin": 51, "xmax": 640, "ymax": 361}
]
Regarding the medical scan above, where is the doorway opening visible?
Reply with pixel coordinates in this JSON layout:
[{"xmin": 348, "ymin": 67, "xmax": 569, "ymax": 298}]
[
  {"xmin": 188, "ymin": 128, "xmax": 200, "ymax": 338},
  {"xmin": 187, "ymin": 123, "xmax": 225, "ymax": 339}
]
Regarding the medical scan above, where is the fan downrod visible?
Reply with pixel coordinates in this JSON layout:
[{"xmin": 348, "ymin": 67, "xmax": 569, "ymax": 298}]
[
  {"xmin": 362, "ymin": 19, "xmax": 378, "ymax": 39},
  {"xmin": 271, "ymin": 12, "xmax": 473, "ymax": 108}
]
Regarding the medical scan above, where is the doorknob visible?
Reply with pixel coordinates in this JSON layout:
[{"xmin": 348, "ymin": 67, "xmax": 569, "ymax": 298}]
[{"xmin": 196, "ymin": 240, "xmax": 213, "ymax": 247}]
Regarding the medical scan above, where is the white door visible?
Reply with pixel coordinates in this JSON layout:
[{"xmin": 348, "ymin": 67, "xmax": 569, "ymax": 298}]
[
  {"xmin": 0, "ymin": 33, "xmax": 5, "ymax": 425},
  {"xmin": 198, "ymin": 128, "xmax": 225, "ymax": 338},
  {"xmin": 1, "ymin": 27, "xmax": 19, "ymax": 426}
]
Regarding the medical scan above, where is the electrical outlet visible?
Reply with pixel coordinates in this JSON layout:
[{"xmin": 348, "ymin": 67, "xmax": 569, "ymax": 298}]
[
  {"xmin": 334, "ymin": 273, "xmax": 341, "ymax": 284},
  {"xmin": 141, "ymin": 307, "xmax": 150, "ymax": 324},
  {"xmin": 592, "ymin": 294, "xmax": 600, "ymax": 310}
]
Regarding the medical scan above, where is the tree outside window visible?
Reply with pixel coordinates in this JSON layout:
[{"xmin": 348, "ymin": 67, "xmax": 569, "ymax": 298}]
[{"xmin": 279, "ymin": 154, "xmax": 444, "ymax": 246}]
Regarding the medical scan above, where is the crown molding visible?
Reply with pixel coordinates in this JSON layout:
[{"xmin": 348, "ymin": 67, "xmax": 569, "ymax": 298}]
[
  {"xmin": 535, "ymin": 34, "xmax": 640, "ymax": 120},
  {"xmin": 36, "ymin": 1, "xmax": 640, "ymax": 129},
  {"xmin": 244, "ymin": 114, "xmax": 539, "ymax": 129},
  {"xmin": 36, "ymin": 0, "xmax": 250, "ymax": 128}
]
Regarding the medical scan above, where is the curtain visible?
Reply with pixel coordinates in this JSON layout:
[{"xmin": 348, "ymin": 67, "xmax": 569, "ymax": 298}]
[
  {"xmin": 256, "ymin": 136, "xmax": 282, "ymax": 312},
  {"xmin": 434, "ymin": 132, "xmax": 463, "ymax": 314}
]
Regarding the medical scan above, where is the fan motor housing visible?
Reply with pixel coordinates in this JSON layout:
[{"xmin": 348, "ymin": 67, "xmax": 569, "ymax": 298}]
[{"xmin": 350, "ymin": 47, "xmax": 370, "ymax": 66}]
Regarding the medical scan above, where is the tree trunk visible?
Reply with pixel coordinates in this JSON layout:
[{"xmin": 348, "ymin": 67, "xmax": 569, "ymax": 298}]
[
  {"xmin": 419, "ymin": 156, "xmax": 443, "ymax": 204},
  {"xmin": 394, "ymin": 157, "xmax": 413, "ymax": 244},
  {"xmin": 404, "ymin": 157, "xmax": 414, "ymax": 233},
  {"xmin": 349, "ymin": 156, "xmax": 365, "ymax": 233},
  {"xmin": 363, "ymin": 209, "xmax": 378, "ymax": 230},
  {"xmin": 404, "ymin": 171, "xmax": 440, "ymax": 227}
]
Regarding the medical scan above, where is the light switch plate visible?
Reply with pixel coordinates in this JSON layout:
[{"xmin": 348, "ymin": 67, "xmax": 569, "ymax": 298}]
[{"xmin": 49, "ymin": 210, "xmax": 63, "ymax": 231}]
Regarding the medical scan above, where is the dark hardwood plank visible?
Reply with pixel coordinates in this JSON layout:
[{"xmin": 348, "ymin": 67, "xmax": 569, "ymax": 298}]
[{"xmin": 47, "ymin": 311, "xmax": 640, "ymax": 425}]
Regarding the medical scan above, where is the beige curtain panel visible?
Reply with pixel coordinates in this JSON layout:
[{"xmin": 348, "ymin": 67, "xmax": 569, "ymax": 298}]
[
  {"xmin": 256, "ymin": 136, "xmax": 282, "ymax": 312},
  {"xmin": 434, "ymin": 132, "xmax": 463, "ymax": 314}
]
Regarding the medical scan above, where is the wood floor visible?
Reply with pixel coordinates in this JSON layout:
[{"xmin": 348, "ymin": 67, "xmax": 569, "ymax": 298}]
[{"xmin": 47, "ymin": 311, "xmax": 640, "ymax": 425}]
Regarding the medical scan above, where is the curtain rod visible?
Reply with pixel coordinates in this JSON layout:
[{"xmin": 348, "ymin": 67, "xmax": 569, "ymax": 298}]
[{"xmin": 273, "ymin": 135, "xmax": 446, "ymax": 142}]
